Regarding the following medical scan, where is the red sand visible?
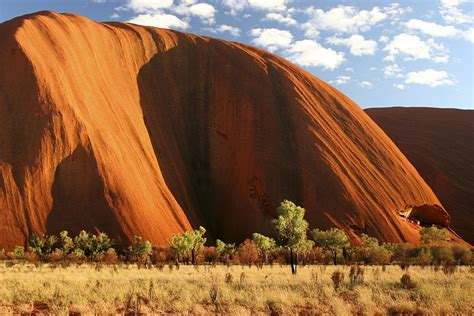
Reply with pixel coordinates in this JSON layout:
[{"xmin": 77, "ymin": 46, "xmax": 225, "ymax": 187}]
[
  {"xmin": 0, "ymin": 12, "xmax": 463, "ymax": 248},
  {"xmin": 367, "ymin": 107, "xmax": 474, "ymax": 244}
]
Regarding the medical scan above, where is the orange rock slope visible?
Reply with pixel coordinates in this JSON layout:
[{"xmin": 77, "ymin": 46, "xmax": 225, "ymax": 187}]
[
  {"xmin": 0, "ymin": 11, "xmax": 462, "ymax": 248},
  {"xmin": 366, "ymin": 107, "xmax": 474, "ymax": 244}
]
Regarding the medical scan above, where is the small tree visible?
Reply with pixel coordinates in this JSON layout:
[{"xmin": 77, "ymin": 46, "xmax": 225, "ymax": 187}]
[
  {"xmin": 216, "ymin": 239, "xmax": 236, "ymax": 263},
  {"xmin": 186, "ymin": 226, "xmax": 207, "ymax": 265},
  {"xmin": 312, "ymin": 228, "xmax": 350, "ymax": 265},
  {"xmin": 420, "ymin": 225, "xmax": 448, "ymax": 246},
  {"xmin": 252, "ymin": 233, "xmax": 276, "ymax": 264},
  {"xmin": 130, "ymin": 236, "xmax": 153, "ymax": 265},
  {"xmin": 169, "ymin": 233, "xmax": 189, "ymax": 264},
  {"xmin": 272, "ymin": 199, "xmax": 311, "ymax": 274},
  {"xmin": 169, "ymin": 226, "xmax": 207, "ymax": 265}
]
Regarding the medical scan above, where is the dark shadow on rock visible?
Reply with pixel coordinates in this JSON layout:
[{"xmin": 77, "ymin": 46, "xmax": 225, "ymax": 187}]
[
  {"xmin": 136, "ymin": 33, "xmax": 303, "ymax": 242},
  {"xmin": 46, "ymin": 144, "xmax": 125, "ymax": 242}
]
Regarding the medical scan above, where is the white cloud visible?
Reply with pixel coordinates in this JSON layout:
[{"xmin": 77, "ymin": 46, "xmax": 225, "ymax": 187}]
[
  {"xmin": 174, "ymin": 2, "xmax": 216, "ymax": 24},
  {"xmin": 330, "ymin": 75, "xmax": 351, "ymax": 85},
  {"xmin": 345, "ymin": 67, "xmax": 354, "ymax": 72},
  {"xmin": 379, "ymin": 35, "xmax": 389, "ymax": 43},
  {"xmin": 265, "ymin": 13, "xmax": 297, "ymax": 26},
  {"xmin": 440, "ymin": 0, "xmax": 473, "ymax": 25},
  {"xmin": 405, "ymin": 19, "xmax": 460, "ymax": 37},
  {"xmin": 405, "ymin": 69, "xmax": 456, "ymax": 87},
  {"xmin": 327, "ymin": 35, "xmax": 377, "ymax": 56},
  {"xmin": 222, "ymin": 0, "xmax": 247, "ymax": 15},
  {"xmin": 464, "ymin": 28, "xmax": 474, "ymax": 42},
  {"xmin": 128, "ymin": 13, "xmax": 189, "ymax": 29},
  {"xmin": 248, "ymin": 0, "xmax": 288, "ymax": 11},
  {"xmin": 394, "ymin": 83, "xmax": 406, "ymax": 90},
  {"xmin": 208, "ymin": 24, "xmax": 241, "ymax": 37},
  {"xmin": 383, "ymin": 64, "xmax": 403, "ymax": 78},
  {"xmin": 110, "ymin": 12, "xmax": 120, "ymax": 19},
  {"xmin": 383, "ymin": 33, "xmax": 449, "ymax": 63},
  {"xmin": 286, "ymin": 40, "xmax": 345, "ymax": 70},
  {"xmin": 360, "ymin": 81, "xmax": 373, "ymax": 88},
  {"xmin": 126, "ymin": 0, "xmax": 174, "ymax": 13},
  {"xmin": 303, "ymin": 5, "xmax": 387, "ymax": 34},
  {"xmin": 250, "ymin": 28, "xmax": 293, "ymax": 51}
]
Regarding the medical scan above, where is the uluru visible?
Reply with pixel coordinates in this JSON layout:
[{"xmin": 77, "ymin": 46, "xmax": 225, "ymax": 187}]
[
  {"xmin": 0, "ymin": 11, "xmax": 464, "ymax": 249},
  {"xmin": 366, "ymin": 107, "xmax": 474, "ymax": 244}
]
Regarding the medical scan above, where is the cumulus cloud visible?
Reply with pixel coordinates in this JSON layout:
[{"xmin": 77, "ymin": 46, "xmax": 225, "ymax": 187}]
[
  {"xmin": 405, "ymin": 69, "xmax": 456, "ymax": 87},
  {"xmin": 330, "ymin": 75, "xmax": 351, "ymax": 85},
  {"xmin": 383, "ymin": 33, "xmax": 449, "ymax": 63},
  {"xmin": 463, "ymin": 28, "xmax": 474, "ymax": 42},
  {"xmin": 393, "ymin": 83, "xmax": 406, "ymax": 90},
  {"xmin": 379, "ymin": 35, "xmax": 390, "ymax": 43},
  {"xmin": 128, "ymin": 13, "xmax": 189, "ymax": 29},
  {"xmin": 303, "ymin": 5, "xmax": 387, "ymax": 34},
  {"xmin": 405, "ymin": 19, "xmax": 460, "ymax": 37},
  {"xmin": 207, "ymin": 24, "xmax": 241, "ymax": 37},
  {"xmin": 248, "ymin": 0, "xmax": 288, "ymax": 11},
  {"xmin": 327, "ymin": 35, "xmax": 377, "ymax": 56},
  {"xmin": 264, "ymin": 13, "xmax": 297, "ymax": 26},
  {"xmin": 285, "ymin": 40, "xmax": 345, "ymax": 70},
  {"xmin": 125, "ymin": 0, "xmax": 174, "ymax": 13},
  {"xmin": 250, "ymin": 28, "xmax": 293, "ymax": 51},
  {"xmin": 222, "ymin": 0, "xmax": 247, "ymax": 15},
  {"xmin": 174, "ymin": 2, "xmax": 217, "ymax": 24},
  {"xmin": 383, "ymin": 64, "xmax": 403, "ymax": 78},
  {"xmin": 440, "ymin": 0, "xmax": 473, "ymax": 25}
]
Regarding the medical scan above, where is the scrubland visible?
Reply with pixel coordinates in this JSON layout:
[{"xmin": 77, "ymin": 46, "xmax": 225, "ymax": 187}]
[{"xmin": 0, "ymin": 263, "xmax": 472, "ymax": 315}]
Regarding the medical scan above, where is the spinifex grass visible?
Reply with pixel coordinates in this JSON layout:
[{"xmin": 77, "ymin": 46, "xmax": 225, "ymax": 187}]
[{"xmin": 0, "ymin": 263, "xmax": 472, "ymax": 314}]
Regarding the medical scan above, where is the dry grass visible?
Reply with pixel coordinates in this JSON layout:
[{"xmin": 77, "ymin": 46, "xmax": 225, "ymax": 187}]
[{"xmin": 0, "ymin": 262, "xmax": 473, "ymax": 314}]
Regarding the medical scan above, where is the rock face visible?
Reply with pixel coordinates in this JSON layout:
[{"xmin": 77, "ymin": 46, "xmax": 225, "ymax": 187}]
[
  {"xmin": 0, "ymin": 11, "xmax": 460, "ymax": 248},
  {"xmin": 366, "ymin": 107, "xmax": 474, "ymax": 244}
]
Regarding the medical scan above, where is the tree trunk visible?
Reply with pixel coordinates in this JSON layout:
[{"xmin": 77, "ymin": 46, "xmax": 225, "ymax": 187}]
[
  {"xmin": 333, "ymin": 250, "xmax": 337, "ymax": 265},
  {"xmin": 290, "ymin": 248, "xmax": 296, "ymax": 275},
  {"xmin": 295, "ymin": 251, "xmax": 298, "ymax": 274},
  {"xmin": 191, "ymin": 248, "xmax": 195, "ymax": 265}
]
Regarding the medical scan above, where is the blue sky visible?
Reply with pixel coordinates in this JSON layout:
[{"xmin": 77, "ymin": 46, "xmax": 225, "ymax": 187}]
[{"xmin": 1, "ymin": 0, "xmax": 473, "ymax": 109}]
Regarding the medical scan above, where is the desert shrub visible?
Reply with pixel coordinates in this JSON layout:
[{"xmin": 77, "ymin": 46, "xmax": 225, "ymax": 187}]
[
  {"xmin": 151, "ymin": 246, "xmax": 170, "ymax": 266},
  {"xmin": 331, "ymin": 270, "xmax": 345, "ymax": 291},
  {"xmin": 431, "ymin": 244, "xmax": 453, "ymax": 265},
  {"xmin": 443, "ymin": 263, "xmax": 456, "ymax": 275},
  {"xmin": 373, "ymin": 267, "xmax": 381, "ymax": 281},
  {"xmin": 349, "ymin": 265, "xmax": 364, "ymax": 285},
  {"xmin": 400, "ymin": 273, "xmax": 416, "ymax": 289},
  {"xmin": 29, "ymin": 234, "xmax": 59, "ymax": 260},
  {"xmin": 452, "ymin": 244, "xmax": 472, "ymax": 265},
  {"xmin": 237, "ymin": 239, "xmax": 260, "ymax": 267},
  {"xmin": 202, "ymin": 246, "xmax": 219, "ymax": 264},
  {"xmin": 102, "ymin": 248, "xmax": 119, "ymax": 264},
  {"xmin": 416, "ymin": 247, "xmax": 433, "ymax": 266},
  {"xmin": 224, "ymin": 272, "xmax": 233, "ymax": 285},
  {"xmin": 420, "ymin": 225, "xmax": 448, "ymax": 245},
  {"xmin": 13, "ymin": 246, "xmax": 24, "ymax": 259},
  {"xmin": 23, "ymin": 251, "xmax": 38, "ymax": 263},
  {"xmin": 46, "ymin": 249, "xmax": 64, "ymax": 262},
  {"xmin": 73, "ymin": 231, "xmax": 113, "ymax": 261}
]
